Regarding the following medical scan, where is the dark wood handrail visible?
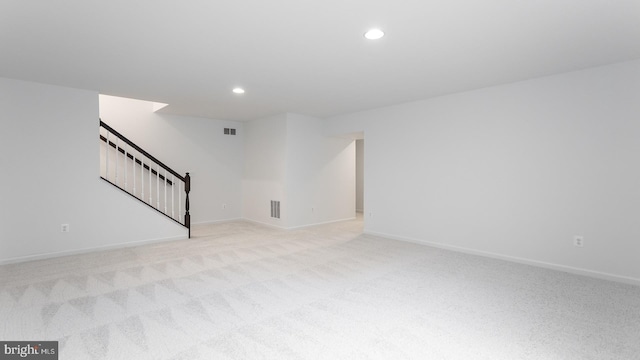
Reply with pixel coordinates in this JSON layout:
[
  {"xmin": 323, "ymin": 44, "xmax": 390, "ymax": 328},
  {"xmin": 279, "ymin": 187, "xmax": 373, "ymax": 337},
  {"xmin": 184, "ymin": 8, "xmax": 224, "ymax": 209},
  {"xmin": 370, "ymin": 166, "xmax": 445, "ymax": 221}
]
[
  {"xmin": 99, "ymin": 119, "xmax": 191, "ymax": 237},
  {"xmin": 99, "ymin": 135, "xmax": 173, "ymax": 185},
  {"xmin": 100, "ymin": 120, "xmax": 185, "ymax": 182}
]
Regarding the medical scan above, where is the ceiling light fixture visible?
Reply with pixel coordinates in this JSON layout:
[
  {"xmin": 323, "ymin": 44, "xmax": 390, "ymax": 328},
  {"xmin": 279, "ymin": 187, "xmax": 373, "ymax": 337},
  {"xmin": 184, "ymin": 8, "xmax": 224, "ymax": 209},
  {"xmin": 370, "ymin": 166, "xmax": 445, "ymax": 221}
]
[
  {"xmin": 364, "ymin": 28, "xmax": 384, "ymax": 40},
  {"xmin": 232, "ymin": 87, "xmax": 245, "ymax": 94}
]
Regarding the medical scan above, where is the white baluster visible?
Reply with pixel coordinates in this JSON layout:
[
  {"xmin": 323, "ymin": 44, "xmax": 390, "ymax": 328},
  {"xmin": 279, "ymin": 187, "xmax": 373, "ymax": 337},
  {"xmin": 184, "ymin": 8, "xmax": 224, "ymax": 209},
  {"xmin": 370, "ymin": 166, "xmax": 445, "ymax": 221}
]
[
  {"xmin": 149, "ymin": 161, "xmax": 152, "ymax": 204},
  {"xmin": 115, "ymin": 138, "xmax": 119, "ymax": 186},
  {"xmin": 156, "ymin": 164, "xmax": 160, "ymax": 210},
  {"xmin": 172, "ymin": 174, "xmax": 175, "ymax": 219},
  {"xmin": 164, "ymin": 169, "xmax": 168, "ymax": 214},
  {"xmin": 105, "ymin": 132, "xmax": 109, "ymax": 181},
  {"xmin": 141, "ymin": 157, "xmax": 144, "ymax": 202},
  {"xmin": 124, "ymin": 143, "xmax": 127, "ymax": 192},
  {"xmin": 132, "ymin": 154, "xmax": 136, "ymax": 197},
  {"xmin": 179, "ymin": 181, "xmax": 182, "ymax": 220}
]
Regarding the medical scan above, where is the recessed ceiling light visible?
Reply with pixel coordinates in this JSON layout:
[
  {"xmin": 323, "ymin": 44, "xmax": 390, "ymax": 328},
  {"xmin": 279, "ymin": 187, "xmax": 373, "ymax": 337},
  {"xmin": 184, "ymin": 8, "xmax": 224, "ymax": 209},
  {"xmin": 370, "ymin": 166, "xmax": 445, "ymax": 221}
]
[
  {"xmin": 232, "ymin": 87, "xmax": 245, "ymax": 94},
  {"xmin": 364, "ymin": 28, "xmax": 384, "ymax": 40}
]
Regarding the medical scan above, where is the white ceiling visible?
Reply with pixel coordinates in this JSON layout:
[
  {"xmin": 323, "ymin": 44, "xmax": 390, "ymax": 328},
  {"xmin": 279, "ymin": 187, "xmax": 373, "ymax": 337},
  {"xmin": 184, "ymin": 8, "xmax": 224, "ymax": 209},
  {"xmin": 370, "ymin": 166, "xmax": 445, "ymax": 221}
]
[{"xmin": 2, "ymin": 0, "xmax": 639, "ymax": 121}]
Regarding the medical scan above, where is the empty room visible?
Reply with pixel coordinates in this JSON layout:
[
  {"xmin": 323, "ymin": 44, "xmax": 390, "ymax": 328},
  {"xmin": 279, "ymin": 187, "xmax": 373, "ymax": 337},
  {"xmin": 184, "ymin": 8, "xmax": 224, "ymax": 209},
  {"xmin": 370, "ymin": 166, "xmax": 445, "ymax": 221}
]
[{"xmin": 1, "ymin": 1, "xmax": 640, "ymax": 359}]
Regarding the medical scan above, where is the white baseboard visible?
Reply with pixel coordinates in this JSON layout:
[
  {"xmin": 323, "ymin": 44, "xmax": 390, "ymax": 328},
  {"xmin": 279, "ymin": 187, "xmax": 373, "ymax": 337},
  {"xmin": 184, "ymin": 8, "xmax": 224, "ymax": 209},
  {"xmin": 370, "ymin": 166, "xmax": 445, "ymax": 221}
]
[
  {"xmin": 192, "ymin": 217, "xmax": 244, "ymax": 225},
  {"xmin": 0, "ymin": 234, "xmax": 187, "ymax": 266},
  {"xmin": 364, "ymin": 230, "xmax": 640, "ymax": 287},
  {"xmin": 285, "ymin": 217, "xmax": 357, "ymax": 230},
  {"xmin": 242, "ymin": 216, "xmax": 357, "ymax": 230},
  {"xmin": 241, "ymin": 218, "xmax": 288, "ymax": 230}
]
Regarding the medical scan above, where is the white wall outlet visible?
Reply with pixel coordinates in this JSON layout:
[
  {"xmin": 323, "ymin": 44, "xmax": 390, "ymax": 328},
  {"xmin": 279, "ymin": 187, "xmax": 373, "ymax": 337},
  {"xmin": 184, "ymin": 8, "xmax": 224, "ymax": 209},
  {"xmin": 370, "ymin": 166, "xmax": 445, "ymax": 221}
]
[
  {"xmin": 61, "ymin": 224, "xmax": 70, "ymax": 233},
  {"xmin": 222, "ymin": 203, "xmax": 227, "ymax": 210},
  {"xmin": 311, "ymin": 207, "xmax": 314, "ymax": 213},
  {"xmin": 574, "ymin": 235, "xmax": 584, "ymax": 247}
]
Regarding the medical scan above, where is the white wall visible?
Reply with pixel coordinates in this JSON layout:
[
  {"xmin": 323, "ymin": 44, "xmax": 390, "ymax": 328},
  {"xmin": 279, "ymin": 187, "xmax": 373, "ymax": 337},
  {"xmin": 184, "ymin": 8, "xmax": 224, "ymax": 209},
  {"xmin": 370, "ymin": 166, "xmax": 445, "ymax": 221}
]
[
  {"xmin": 0, "ymin": 78, "xmax": 186, "ymax": 264},
  {"xmin": 355, "ymin": 139, "xmax": 364, "ymax": 212},
  {"xmin": 325, "ymin": 60, "xmax": 640, "ymax": 284},
  {"xmin": 285, "ymin": 113, "xmax": 355, "ymax": 228},
  {"xmin": 99, "ymin": 95, "xmax": 244, "ymax": 224},
  {"xmin": 243, "ymin": 113, "xmax": 355, "ymax": 229},
  {"xmin": 242, "ymin": 114, "xmax": 288, "ymax": 227}
]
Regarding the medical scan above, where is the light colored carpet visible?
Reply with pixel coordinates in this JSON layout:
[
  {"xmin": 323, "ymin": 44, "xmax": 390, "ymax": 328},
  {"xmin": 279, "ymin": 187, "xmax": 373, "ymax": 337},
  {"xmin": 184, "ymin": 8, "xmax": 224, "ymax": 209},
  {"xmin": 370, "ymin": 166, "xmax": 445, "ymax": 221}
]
[{"xmin": 1, "ymin": 217, "xmax": 639, "ymax": 359}]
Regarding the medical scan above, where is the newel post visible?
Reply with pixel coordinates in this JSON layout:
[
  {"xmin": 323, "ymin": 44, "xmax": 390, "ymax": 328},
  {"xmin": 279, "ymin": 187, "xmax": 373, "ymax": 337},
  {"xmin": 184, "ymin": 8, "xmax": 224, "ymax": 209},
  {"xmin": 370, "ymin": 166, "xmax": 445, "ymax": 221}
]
[{"xmin": 184, "ymin": 172, "xmax": 191, "ymax": 238}]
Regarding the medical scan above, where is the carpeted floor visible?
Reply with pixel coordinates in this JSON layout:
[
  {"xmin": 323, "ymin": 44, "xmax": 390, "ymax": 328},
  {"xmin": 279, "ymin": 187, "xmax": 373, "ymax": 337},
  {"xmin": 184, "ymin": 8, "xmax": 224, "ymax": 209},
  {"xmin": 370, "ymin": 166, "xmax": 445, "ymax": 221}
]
[{"xmin": 1, "ymin": 217, "xmax": 639, "ymax": 359}]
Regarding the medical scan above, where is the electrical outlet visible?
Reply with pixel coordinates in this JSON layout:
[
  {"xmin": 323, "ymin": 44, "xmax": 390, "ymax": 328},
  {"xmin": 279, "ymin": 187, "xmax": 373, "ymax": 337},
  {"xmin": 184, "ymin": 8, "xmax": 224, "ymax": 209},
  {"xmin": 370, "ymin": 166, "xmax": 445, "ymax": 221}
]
[
  {"xmin": 222, "ymin": 203, "xmax": 227, "ymax": 210},
  {"xmin": 574, "ymin": 235, "xmax": 584, "ymax": 247},
  {"xmin": 61, "ymin": 224, "xmax": 70, "ymax": 233},
  {"xmin": 311, "ymin": 207, "xmax": 314, "ymax": 213}
]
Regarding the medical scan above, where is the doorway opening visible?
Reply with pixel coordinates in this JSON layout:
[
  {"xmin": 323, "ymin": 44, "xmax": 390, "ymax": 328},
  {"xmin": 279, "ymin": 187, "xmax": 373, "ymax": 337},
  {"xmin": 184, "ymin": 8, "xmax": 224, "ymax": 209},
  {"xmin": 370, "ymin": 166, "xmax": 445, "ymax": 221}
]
[{"xmin": 356, "ymin": 139, "xmax": 364, "ymax": 214}]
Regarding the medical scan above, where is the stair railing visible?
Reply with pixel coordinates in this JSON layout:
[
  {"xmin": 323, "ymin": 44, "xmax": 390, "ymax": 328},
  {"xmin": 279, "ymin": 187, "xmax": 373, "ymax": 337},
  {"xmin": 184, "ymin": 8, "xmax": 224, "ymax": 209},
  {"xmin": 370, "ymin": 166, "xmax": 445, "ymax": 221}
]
[{"xmin": 99, "ymin": 120, "xmax": 191, "ymax": 237}]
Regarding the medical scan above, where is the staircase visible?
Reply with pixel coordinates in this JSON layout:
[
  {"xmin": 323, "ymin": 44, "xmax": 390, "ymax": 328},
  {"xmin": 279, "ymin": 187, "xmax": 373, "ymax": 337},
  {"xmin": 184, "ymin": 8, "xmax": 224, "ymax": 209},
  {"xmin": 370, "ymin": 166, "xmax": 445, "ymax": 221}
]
[{"xmin": 98, "ymin": 120, "xmax": 191, "ymax": 237}]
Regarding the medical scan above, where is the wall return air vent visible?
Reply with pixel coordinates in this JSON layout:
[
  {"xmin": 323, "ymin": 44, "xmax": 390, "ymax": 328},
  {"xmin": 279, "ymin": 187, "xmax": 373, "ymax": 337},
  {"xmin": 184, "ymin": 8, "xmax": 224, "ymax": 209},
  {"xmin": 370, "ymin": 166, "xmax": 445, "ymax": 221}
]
[
  {"xmin": 224, "ymin": 128, "xmax": 236, "ymax": 135},
  {"xmin": 270, "ymin": 200, "xmax": 281, "ymax": 219}
]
